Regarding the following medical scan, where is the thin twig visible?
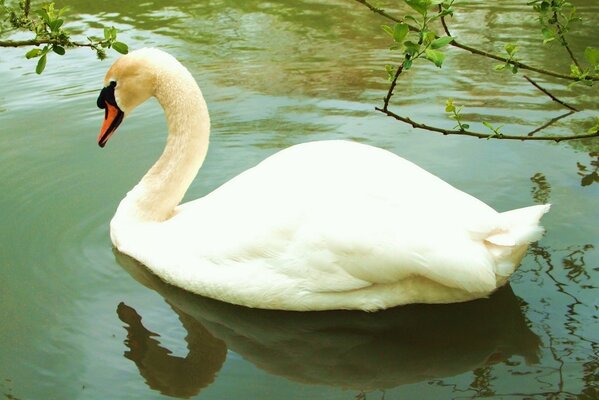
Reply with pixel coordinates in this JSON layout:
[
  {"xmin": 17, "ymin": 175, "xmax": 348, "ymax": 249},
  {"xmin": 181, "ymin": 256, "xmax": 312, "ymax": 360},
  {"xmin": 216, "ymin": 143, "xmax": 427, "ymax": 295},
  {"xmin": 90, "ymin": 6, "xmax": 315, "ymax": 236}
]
[
  {"xmin": 527, "ymin": 111, "xmax": 575, "ymax": 136},
  {"xmin": 353, "ymin": 0, "xmax": 401, "ymax": 23},
  {"xmin": 524, "ymin": 75, "xmax": 579, "ymax": 111},
  {"xmin": 439, "ymin": 4, "xmax": 452, "ymax": 37},
  {"xmin": 383, "ymin": 62, "xmax": 405, "ymax": 110},
  {"xmin": 553, "ymin": 10, "xmax": 580, "ymax": 69},
  {"xmin": 375, "ymin": 107, "xmax": 599, "ymax": 142},
  {"xmin": 24, "ymin": 0, "xmax": 31, "ymax": 17},
  {"xmin": 352, "ymin": 0, "xmax": 599, "ymax": 82}
]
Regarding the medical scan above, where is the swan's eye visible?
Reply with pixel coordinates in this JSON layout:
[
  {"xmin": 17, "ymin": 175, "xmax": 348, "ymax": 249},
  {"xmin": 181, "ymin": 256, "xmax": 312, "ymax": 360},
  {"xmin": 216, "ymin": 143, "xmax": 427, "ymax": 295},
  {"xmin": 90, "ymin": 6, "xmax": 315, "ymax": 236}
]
[{"xmin": 97, "ymin": 81, "xmax": 118, "ymax": 109}]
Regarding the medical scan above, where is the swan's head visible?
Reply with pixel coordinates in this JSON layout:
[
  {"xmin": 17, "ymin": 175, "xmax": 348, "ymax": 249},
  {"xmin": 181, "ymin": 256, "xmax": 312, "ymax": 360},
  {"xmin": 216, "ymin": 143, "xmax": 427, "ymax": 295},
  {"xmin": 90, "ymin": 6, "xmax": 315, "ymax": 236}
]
[{"xmin": 97, "ymin": 48, "xmax": 179, "ymax": 147}]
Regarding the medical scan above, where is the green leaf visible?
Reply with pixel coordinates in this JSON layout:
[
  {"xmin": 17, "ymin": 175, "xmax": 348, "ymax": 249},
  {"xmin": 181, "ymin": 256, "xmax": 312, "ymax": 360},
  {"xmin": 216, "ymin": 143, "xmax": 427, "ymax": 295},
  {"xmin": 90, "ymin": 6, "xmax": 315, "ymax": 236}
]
[
  {"xmin": 445, "ymin": 98, "xmax": 455, "ymax": 113},
  {"xmin": 403, "ymin": 58, "xmax": 413, "ymax": 70},
  {"xmin": 404, "ymin": 0, "xmax": 431, "ymax": 15},
  {"xmin": 404, "ymin": 15, "xmax": 419, "ymax": 23},
  {"xmin": 58, "ymin": 6, "xmax": 70, "ymax": 17},
  {"xmin": 112, "ymin": 41, "xmax": 129, "ymax": 54},
  {"xmin": 25, "ymin": 48, "xmax": 41, "ymax": 59},
  {"xmin": 541, "ymin": 27, "xmax": 555, "ymax": 44},
  {"xmin": 103, "ymin": 27, "xmax": 110, "ymax": 40},
  {"xmin": 494, "ymin": 64, "xmax": 506, "ymax": 71},
  {"xmin": 584, "ymin": 47, "xmax": 599, "ymax": 66},
  {"xmin": 539, "ymin": 1, "xmax": 549, "ymax": 11},
  {"xmin": 381, "ymin": 25, "xmax": 394, "ymax": 38},
  {"xmin": 393, "ymin": 23, "xmax": 409, "ymax": 43},
  {"xmin": 462, "ymin": 123, "xmax": 470, "ymax": 129},
  {"xmin": 425, "ymin": 48, "xmax": 445, "ymax": 67},
  {"xmin": 48, "ymin": 18, "xmax": 63, "ymax": 32},
  {"xmin": 431, "ymin": 36, "xmax": 453, "ymax": 49},
  {"xmin": 110, "ymin": 26, "xmax": 118, "ymax": 40},
  {"xmin": 424, "ymin": 31, "xmax": 436, "ymax": 44},
  {"xmin": 570, "ymin": 63, "xmax": 582, "ymax": 77},
  {"xmin": 36, "ymin": 54, "xmax": 47, "ymax": 74},
  {"xmin": 52, "ymin": 45, "xmax": 65, "ymax": 55},
  {"xmin": 504, "ymin": 43, "xmax": 519, "ymax": 56},
  {"xmin": 482, "ymin": 121, "xmax": 501, "ymax": 134},
  {"xmin": 587, "ymin": 118, "xmax": 599, "ymax": 133},
  {"xmin": 385, "ymin": 64, "xmax": 395, "ymax": 81},
  {"xmin": 404, "ymin": 41, "xmax": 420, "ymax": 56},
  {"xmin": 37, "ymin": 9, "xmax": 50, "ymax": 24}
]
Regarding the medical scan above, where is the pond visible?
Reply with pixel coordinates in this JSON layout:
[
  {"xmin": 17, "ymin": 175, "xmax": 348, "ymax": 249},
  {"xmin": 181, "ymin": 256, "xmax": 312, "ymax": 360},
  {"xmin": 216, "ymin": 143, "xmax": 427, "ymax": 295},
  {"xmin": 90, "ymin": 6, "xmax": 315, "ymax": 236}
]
[{"xmin": 0, "ymin": 0, "xmax": 597, "ymax": 399}]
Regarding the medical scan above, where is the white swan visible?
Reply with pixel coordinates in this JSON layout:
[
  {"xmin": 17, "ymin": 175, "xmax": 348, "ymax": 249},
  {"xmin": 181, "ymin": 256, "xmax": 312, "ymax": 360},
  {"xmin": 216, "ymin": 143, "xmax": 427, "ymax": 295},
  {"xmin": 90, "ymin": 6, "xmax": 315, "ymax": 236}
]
[{"xmin": 97, "ymin": 48, "xmax": 550, "ymax": 311}]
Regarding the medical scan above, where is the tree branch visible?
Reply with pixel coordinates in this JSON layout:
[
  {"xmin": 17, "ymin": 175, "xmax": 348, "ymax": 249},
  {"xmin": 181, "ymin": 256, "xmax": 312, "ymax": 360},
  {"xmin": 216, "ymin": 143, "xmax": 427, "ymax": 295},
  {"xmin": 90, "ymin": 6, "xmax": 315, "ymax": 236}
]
[
  {"xmin": 352, "ymin": 0, "xmax": 599, "ymax": 82},
  {"xmin": 526, "ymin": 111, "xmax": 574, "ymax": 136},
  {"xmin": 0, "ymin": 38, "xmax": 93, "ymax": 48},
  {"xmin": 553, "ymin": 10, "xmax": 580, "ymax": 69},
  {"xmin": 439, "ymin": 4, "xmax": 452, "ymax": 37},
  {"xmin": 376, "ymin": 107, "xmax": 599, "ymax": 142},
  {"xmin": 524, "ymin": 75, "xmax": 579, "ymax": 112},
  {"xmin": 24, "ymin": 0, "xmax": 31, "ymax": 17},
  {"xmin": 354, "ymin": 0, "xmax": 599, "ymax": 142},
  {"xmin": 383, "ymin": 62, "xmax": 405, "ymax": 110},
  {"xmin": 0, "ymin": 38, "xmax": 57, "ymax": 47},
  {"xmin": 353, "ymin": 0, "xmax": 401, "ymax": 23}
]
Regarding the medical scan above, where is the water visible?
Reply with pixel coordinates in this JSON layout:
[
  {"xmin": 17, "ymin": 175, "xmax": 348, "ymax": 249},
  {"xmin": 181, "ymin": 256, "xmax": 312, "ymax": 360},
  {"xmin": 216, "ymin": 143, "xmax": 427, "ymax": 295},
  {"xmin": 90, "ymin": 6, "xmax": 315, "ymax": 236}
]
[{"xmin": 0, "ymin": 0, "xmax": 597, "ymax": 399}]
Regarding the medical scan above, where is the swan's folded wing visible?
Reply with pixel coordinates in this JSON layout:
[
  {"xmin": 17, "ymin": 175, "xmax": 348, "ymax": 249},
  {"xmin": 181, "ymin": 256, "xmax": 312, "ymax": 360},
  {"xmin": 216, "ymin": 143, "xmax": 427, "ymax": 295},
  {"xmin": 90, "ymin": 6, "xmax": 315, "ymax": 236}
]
[{"xmin": 286, "ymin": 200, "xmax": 498, "ymax": 295}]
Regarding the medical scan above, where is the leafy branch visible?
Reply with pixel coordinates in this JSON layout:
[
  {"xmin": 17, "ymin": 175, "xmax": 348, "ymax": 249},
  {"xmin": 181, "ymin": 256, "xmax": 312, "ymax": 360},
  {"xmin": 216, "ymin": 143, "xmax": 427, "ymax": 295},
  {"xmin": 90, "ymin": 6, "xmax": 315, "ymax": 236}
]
[
  {"xmin": 530, "ymin": 0, "xmax": 581, "ymax": 67},
  {"xmin": 529, "ymin": 0, "xmax": 599, "ymax": 85},
  {"xmin": 355, "ymin": 0, "xmax": 599, "ymax": 142},
  {"xmin": 356, "ymin": 0, "xmax": 599, "ymax": 82},
  {"xmin": 0, "ymin": 0, "xmax": 128, "ymax": 73}
]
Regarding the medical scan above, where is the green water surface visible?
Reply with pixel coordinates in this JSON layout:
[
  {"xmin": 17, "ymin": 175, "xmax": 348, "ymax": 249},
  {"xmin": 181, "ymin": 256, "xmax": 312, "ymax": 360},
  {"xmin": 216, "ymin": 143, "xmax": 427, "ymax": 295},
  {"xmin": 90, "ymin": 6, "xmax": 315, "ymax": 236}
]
[{"xmin": 1, "ymin": 1, "xmax": 597, "ymax": 399}]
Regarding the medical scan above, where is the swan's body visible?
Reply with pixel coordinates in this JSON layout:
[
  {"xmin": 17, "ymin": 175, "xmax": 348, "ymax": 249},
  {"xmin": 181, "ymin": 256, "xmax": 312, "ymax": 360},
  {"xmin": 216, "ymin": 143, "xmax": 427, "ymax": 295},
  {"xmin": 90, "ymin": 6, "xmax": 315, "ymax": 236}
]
[{"xmin": 98, "ymin": 48, "xmax": 549, "ymax": 311}]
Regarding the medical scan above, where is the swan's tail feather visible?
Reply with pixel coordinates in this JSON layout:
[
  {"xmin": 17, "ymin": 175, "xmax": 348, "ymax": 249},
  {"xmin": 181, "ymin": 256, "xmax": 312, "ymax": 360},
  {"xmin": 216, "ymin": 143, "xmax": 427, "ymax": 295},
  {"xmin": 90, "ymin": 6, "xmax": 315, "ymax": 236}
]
[
  {"xmin": 480, "ymin": 204, "xmax": 551, "ymax": 278},
  {"xmin": 486, "ymin": 204, "xmax": 551, "ymax": 247}
]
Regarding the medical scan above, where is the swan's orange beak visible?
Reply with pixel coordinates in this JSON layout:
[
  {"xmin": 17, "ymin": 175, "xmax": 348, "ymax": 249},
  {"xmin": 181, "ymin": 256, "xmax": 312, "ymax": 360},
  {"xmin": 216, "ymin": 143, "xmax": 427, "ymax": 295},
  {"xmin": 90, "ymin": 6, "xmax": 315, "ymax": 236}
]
[
  {"xmin": 98, "ymin": 102, "xmax": 124, "ymax": 148},
  {"xmin": 97, "ymin": 81, "xmax": 124, "ymax": 148}
]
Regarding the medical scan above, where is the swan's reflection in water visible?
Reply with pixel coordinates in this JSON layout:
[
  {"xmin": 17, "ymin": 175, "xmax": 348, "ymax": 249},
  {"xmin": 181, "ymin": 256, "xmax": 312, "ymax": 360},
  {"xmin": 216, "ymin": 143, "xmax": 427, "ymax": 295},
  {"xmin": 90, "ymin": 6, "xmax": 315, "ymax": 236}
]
[{"xmin": 115, "ymin": 250, "xmax": 541, "ymax": 398}]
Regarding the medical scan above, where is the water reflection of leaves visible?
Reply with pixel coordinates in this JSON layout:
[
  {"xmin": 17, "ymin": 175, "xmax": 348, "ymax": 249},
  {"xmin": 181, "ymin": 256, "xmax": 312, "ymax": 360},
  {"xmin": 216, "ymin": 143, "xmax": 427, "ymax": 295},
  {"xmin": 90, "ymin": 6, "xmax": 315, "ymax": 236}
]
[
  {"xmin": 577, "ymin": 151, "xmax": 599, "ymax": 186},
  {"xmin": 530, "ymin": 172, "xmax": 551, "ymax": 204},
  {"xmin": 114, "ymin": 250, "xmax": 541, "ymax": 398}
]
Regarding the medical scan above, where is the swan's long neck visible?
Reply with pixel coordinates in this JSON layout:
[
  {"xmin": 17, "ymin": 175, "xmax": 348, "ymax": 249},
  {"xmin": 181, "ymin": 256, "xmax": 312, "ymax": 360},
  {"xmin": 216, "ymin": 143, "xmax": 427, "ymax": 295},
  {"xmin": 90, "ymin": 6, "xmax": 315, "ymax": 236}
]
[{"xmin": 115, "ymin": 69, "xmax": 210, "ymax": 223}]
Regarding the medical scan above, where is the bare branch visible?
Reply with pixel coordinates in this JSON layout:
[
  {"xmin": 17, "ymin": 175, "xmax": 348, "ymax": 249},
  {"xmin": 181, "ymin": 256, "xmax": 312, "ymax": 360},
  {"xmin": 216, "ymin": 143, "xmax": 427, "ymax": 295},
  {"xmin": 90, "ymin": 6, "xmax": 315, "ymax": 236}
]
[
  {"xmin": 524, "ymin": 75, "xmax": 579, "ymax": 112},
  {"xmin": 439, "ymin": 4, "xmax": 452, "ymax": 37},
  {"xmin": 383, "ymin": 62, "xmax": 405, "ymax": 110},
  {"xmin": 527, "ymin": 111, "xmax": 575, "ymax": 136},
  {"xmin": 353, "ymin": 0, "xmax": 401, "ymax": 23}
]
